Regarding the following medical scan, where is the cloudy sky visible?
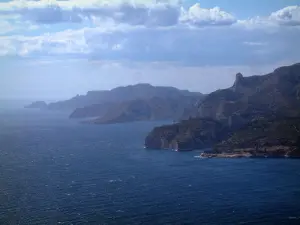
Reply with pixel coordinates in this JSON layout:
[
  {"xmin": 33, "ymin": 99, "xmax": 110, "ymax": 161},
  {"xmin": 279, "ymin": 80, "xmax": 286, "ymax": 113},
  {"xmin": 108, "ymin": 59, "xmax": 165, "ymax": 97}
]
[{"xmin": 1, "ymin": 0, "xmax": 300, "ymax": 100}]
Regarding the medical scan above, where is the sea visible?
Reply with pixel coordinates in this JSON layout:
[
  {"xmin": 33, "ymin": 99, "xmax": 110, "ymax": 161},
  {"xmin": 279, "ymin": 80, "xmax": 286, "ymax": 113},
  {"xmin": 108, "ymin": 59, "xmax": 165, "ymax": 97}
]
[{"xmin": 1, "ymin": 104, "xmax": 300, "ymax": 225}]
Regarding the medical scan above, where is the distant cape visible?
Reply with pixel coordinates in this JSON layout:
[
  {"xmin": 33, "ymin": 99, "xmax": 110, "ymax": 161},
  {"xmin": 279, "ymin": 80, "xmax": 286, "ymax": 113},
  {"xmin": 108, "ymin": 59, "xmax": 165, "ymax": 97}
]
[{"xmin": 25, "ymin": 83, "xmax": 205, "ymax": 124}]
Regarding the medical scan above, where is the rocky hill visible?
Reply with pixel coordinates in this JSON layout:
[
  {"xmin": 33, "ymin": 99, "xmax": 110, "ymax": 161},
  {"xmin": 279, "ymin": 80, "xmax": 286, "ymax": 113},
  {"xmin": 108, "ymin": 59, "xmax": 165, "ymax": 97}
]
[
  {"xmin": 191, "ymin": 63, "xmax": 300, "ymax": 122},
  {"xmin": 92, "ymin": 96, "xmax": 199, "ymax": 124},
  {"xmin": 214, "ymin": 116, "xmax": 300, "ymax": 156},
  {"xmin": 145, "ymin": 63, "xmax": 300, "ymax": 155},
  {"xmin": 47, "ymin": 83, "xmax": 203, "ymax": 111},
  {"xmin": 26, "ymin": 83, "xmax": 204, "ymax": 123}
]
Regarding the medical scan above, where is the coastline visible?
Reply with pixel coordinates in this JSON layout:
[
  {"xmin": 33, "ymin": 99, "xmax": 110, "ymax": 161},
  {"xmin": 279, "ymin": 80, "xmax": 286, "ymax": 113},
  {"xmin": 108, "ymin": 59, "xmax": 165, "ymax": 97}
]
[{"xmin": 199, "ymin": 146, "xmax": 300, "ymax": 159}]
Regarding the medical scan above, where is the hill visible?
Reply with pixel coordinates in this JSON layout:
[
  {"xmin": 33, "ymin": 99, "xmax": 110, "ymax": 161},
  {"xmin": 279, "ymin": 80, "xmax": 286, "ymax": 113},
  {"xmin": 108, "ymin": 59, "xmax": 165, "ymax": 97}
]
[
  {"xmin": 26, "ymin": 83, "xmax": 204, "ymax": 123},
  {"xmin": 191, "ymin": 63, "xmax": 300, "ymax": 122},
  {"xmin": 145, "ymin": 63, "xmax": 300, "ymax": 156},
  {"xmin": 92, "ymin": 96, "xmax": 199, "ymax": 124},
  {"xmin": 48, "ymin": 83, "xmax": 203, "ymax": 111}
]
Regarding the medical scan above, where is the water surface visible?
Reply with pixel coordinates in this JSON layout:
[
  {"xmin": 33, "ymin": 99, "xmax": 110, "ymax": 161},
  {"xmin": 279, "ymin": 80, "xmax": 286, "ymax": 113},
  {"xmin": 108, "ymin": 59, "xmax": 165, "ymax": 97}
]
[{"xmin": 1, "ymin": 109, "xmax": 300, "ymax": 225}]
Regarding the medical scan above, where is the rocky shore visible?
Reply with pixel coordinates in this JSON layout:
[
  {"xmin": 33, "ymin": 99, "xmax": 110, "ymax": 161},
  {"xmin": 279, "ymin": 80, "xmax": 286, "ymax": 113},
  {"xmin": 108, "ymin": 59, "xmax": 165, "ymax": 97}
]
[{"xmin": 200, "ymin": 146, "xmax": 300, "ymax": 158}]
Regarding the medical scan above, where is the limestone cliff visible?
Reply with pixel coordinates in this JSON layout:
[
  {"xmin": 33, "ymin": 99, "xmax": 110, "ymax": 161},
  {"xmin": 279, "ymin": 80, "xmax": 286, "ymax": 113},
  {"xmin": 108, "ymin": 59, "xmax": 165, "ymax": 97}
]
[
  {"xmin": 145, "ymin": 118, "xmax": 230, "ymax": 150},
  {"xmin": 145, "ymin": 63, "xmax": 300, "ymax": 151}
]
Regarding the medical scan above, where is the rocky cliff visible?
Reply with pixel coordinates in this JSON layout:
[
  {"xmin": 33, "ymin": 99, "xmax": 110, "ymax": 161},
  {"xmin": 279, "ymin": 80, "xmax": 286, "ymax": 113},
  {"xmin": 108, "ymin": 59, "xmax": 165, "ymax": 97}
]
[
  {"xmin": 145, "ymin": 118, "xmax": 230, "ymax": 150},
  {"xmin": 192, "ymin": 63, "xmax": 300, "ymax": 122},
  {"xmin": 145, "ymin": 63, "xmax": 300, "ymax": 152}
]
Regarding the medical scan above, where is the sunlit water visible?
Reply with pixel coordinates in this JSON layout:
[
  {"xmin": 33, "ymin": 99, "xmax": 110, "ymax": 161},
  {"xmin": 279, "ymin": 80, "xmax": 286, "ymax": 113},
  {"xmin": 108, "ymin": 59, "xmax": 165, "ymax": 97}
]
[{"xmin": 1, "ymin": 108, "xmax": 300, "ymax": 225}]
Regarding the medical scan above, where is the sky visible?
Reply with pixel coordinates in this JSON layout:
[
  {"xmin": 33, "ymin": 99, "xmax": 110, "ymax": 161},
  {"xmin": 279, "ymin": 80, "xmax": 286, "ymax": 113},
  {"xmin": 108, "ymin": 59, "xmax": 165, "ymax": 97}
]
[{"xmin": 1, "ymin": 0, "xmax": 300, "ymax": 100}]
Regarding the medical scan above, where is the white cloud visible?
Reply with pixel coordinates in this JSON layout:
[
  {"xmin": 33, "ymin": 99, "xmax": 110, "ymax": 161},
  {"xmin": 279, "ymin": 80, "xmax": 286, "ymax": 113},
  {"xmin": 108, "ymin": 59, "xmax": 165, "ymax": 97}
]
[
  {"xmin": 0, "ymin": 0, "xmax": 236, "ymax": 27},
  {"xmin": 0, "ymin": 29, "xmax": 89, "ymax": 57},
  {"xmin": 2, "ymin": 23, "xmax": 299, "ymax": 67},
  {"xmin": 0, "ymin": 2, "xmax": 299, "ymax": 32},
  {"xmin": 0, "ymin": 0, "xmax": 179, "ymax": 10},
  {"xmin": 180, "ymin": 3, "xmax": 236, "ymax": 26},
  {"xmin": 269, "ymin": 6, "xmax": 300, "ymax": 26},
  {"xmin": 0, "ymin": 2, "xmax": 299, "ymax": 67},
  {"xmin": 3, "ymin": 1, "xmax": 299, "ymax": 31},
  {"xmin": 238, "ymin": 5, "xmax": 300, "ymax": 28}
]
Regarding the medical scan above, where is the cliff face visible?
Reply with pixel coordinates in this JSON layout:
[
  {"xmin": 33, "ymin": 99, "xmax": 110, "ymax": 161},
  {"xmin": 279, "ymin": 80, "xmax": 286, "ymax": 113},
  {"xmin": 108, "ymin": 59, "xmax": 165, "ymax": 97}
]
[
  {"xmin": 145, "ymin": 63, "xmax": 300, "ymax": 151},
  {"xmin": 145, "ymin": 118, "xmax": 230, "ymax": 150},
  {"xmin": 192, "ymin": 63, "xmax": 300, "ymax": 122}
]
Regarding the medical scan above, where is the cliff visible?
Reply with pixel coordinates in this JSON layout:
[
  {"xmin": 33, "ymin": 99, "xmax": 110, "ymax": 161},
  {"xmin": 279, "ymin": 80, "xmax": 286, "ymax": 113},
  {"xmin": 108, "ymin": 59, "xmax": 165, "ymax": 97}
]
[
  {"xmin": 145, "ymin": 63, "xmax": 300, "ymax": 152},
  {"xmin": 145, "ymin": 118, "xmax": 230, "ymax": 150},
  {"xmin": 191, "ymin": 63, "xmax": 300, "ymax": 121}
]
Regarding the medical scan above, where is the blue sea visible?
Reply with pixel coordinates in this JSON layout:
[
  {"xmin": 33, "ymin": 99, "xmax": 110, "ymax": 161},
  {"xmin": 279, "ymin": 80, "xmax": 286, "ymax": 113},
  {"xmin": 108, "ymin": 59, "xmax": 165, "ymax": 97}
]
[{"xmin": 1, "ymin": 107, "xmax": 300, "ymax": 225}]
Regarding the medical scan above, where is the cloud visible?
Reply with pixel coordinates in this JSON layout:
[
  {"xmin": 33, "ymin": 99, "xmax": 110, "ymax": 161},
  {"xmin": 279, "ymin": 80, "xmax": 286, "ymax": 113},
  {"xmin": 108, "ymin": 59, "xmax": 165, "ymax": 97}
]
[
  {"xmin": 2, "ymin": 23, "xmax": 299, "ymax": 67},
  {"xmin": 0, "ymin": 0, "xmax": 236, "ymax": 27},
  {"xmin": 0, "ymin": 20, "xmax": 15, "ymax": 35},
  {"xmin": 269, "ymin": 5, "xmax": 300, "ymax": 26},
  {"xmin": 238, "ymin": 5, "xmax": 300, "ymax": 28},
  {"xmin": 0, "ymin": 29, "xmax": 89, "ymax": 57},
  {"xmin": 0, "ymin": 2, "xmax": 299, "ymax": 67},
  {"xmin": 76, "ymin": 2, "xmax": 181, "ymax": 27},
  {"xmin": 0, "ymin": 1, "xmax": 299, "ymax": 30},
  {"xmin": 20, "ymin": 5, "xmax": 83, "ymax": 24},
  {"xmin": 180, "ymin": 3, "xmax": 236, "ymax": 26}
]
